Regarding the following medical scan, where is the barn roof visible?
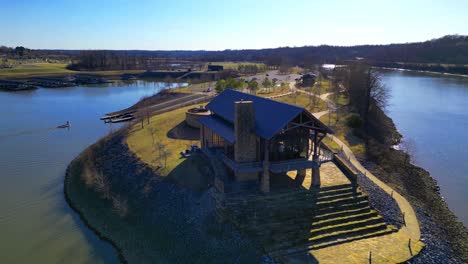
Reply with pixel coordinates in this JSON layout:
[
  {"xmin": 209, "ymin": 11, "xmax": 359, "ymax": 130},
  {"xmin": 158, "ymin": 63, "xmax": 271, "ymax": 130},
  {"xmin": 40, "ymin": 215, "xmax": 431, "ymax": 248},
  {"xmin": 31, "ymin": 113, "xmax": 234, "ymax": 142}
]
[{"xmin": 203, "ymin": 89, "xmax": 332, "ymax": 140}]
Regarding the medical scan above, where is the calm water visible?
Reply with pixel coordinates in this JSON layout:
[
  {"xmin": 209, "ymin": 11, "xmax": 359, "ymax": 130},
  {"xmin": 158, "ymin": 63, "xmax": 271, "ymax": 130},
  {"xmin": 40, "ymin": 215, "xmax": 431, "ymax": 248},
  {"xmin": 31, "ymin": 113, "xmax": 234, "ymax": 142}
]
[
  {"xmin": 0, "ymin": 80, "xmax": 181, "ymax": 263},
  {"xmin": 382, "ymin": 70, "xmax": 468, "ymax": 227}
]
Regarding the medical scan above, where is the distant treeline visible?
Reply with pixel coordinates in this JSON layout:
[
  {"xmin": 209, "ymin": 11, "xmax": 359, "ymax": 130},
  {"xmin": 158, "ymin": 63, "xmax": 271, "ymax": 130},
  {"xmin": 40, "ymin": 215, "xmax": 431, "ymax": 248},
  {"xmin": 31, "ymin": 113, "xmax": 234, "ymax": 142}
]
[
  {"xmin": 237, "ymin": 64, "xmax": 266, "ymax": 74},
  {"xmin": 3, "ymin": 35, "xmax": 468, "ymax": 72},
  {"xmin": 66, "ymin": 51, "xmax": 154, "ymax": 71}
]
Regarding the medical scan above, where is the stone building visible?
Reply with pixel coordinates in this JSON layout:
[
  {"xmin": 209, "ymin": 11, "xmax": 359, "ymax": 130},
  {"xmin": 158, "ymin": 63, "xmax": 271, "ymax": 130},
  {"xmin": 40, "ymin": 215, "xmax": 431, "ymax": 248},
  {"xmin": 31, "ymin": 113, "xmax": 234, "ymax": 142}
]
[{"xmin": 199, "ymin": 89, "xmax": 332, "ymax": 193}]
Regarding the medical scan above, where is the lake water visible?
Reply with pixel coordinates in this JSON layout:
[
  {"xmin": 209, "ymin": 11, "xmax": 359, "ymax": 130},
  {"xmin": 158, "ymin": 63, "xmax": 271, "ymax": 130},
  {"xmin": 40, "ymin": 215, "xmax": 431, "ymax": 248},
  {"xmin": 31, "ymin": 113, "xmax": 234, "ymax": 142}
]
[
  {"xmin": 0, "ymin": 80, "xmax": 181, "ymax": 264},
  {"xmin": 382, "ymin": 70, "xmax": 468, "ymax": 227}
]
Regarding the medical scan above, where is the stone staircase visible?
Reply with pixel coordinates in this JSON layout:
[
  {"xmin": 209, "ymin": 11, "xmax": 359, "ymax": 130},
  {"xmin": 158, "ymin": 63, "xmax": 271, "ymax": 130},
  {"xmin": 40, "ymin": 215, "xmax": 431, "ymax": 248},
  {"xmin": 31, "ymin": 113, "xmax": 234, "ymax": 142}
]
[{"xmin": 220, "ymin": 184, "xmax": 398, "ymax": 261}]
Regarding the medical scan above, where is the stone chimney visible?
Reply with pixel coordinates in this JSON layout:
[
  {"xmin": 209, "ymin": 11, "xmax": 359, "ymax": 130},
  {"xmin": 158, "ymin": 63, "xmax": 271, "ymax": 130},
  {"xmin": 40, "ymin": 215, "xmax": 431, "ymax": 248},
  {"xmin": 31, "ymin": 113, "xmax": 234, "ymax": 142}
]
[{"xmin": 234, "ymin": 100, "xmax": 257, "ymax": 163}]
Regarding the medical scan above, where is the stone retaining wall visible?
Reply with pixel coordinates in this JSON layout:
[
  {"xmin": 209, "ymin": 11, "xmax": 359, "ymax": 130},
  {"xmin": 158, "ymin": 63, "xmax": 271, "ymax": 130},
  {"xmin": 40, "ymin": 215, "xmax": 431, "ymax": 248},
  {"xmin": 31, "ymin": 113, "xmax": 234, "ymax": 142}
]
[{"xmin": 185, "ymin": 108, "xmax": 211, "ymax": 128}]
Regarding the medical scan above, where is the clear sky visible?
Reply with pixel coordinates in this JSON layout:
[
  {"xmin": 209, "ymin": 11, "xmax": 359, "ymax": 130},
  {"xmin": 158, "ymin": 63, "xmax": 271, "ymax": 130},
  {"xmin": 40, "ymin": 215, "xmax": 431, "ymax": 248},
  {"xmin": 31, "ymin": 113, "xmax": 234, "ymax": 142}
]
[{"xmin": 1, "ymin": 0, "xmax": 467, "ymax": 50}]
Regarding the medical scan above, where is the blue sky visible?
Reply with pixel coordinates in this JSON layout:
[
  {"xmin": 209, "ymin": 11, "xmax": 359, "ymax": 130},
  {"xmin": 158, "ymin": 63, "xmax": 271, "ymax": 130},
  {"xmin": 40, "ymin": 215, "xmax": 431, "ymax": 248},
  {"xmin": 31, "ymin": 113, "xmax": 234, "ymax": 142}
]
[{"xmin": 1, "ymin": 0, "xmax": 467, "ymax": 50}]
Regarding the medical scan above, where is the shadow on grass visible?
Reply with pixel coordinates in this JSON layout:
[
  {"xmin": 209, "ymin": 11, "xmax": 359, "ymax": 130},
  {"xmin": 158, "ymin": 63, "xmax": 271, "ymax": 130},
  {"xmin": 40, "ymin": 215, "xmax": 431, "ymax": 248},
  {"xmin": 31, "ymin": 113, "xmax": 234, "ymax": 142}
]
[
  {"xmin": 167, "ymin": 121, "xmax": 199, "ymax": 140},
  {"xmin": 166, "ymin": 154, "xmax": 214, "ymax": 192},
  {"xmin": 345, "ymin": 130, "xmax": 364, "ymax": 147}
]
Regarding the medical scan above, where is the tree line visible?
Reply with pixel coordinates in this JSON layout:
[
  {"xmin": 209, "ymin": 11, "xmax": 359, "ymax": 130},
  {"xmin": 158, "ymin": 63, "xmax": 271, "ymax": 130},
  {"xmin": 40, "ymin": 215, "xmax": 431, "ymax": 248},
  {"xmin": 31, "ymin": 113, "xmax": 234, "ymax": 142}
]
[{"xmin": 3, "ymin": 34, "xmax": 468, "ymax": 72}]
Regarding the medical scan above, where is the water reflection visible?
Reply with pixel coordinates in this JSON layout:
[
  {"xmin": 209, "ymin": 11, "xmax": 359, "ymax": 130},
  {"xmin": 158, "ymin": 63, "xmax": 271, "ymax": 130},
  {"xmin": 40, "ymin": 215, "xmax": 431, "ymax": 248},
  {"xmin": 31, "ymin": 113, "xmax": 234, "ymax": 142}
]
[
  {"xmin": 0, "ymin": 80, "xmax": 184, "ymax": 263},
  {"xmin": 382, "ymin": 70, "xmax": 468, "ymax": 226}
]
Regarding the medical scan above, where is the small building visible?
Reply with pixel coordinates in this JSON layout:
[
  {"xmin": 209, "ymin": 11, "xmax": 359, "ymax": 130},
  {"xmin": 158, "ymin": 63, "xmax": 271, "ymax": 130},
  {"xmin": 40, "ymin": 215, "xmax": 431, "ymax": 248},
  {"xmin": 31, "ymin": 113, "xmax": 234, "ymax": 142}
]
[
  {"xmin": 208, "ymin": 65, "xmax": 224, "ymax": 71},
  {"xmin": 199, "ymin": 89, "xmax": 332, "ymax": 193},
  {"xmin": 298, "ymin": 73, "xmax": 317, "ymax": 87}
]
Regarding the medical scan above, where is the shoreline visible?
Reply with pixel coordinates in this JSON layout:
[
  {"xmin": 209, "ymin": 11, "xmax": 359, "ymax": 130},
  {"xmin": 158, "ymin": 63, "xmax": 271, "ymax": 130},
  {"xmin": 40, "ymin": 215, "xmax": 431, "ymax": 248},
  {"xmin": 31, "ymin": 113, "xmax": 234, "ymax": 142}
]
[
  {"xmin": 63, "ymin": 130, "xmax": 265, "ymax": 263},
  {"xmin": 377, "ymin": 66, "xmax": 468, "ymax": 78},
  {"xmin": 363, "ymin": 108, "xmax": 468, "ymax": 262},
  {"xmin": 64, "ymin": 156, "xmax": 128, "ymax": 264}
]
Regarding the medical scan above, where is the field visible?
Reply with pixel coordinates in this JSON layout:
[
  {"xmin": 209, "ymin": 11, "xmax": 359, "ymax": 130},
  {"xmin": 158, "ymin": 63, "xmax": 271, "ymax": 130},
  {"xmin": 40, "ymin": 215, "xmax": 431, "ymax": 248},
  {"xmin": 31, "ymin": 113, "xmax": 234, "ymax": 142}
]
[{"xmin": 0, "ymin": 62, "xmax": 145, "ymax": 79}]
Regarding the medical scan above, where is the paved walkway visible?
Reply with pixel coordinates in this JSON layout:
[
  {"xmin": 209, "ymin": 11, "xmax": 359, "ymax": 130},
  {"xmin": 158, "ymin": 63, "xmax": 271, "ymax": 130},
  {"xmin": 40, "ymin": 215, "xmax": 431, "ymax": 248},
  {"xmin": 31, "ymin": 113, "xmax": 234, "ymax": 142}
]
[
  {"xmin": 302, "ymin": 93, "xmax": 424, "ymax": 263},
  {"xmin": 328, "ymin": 134, "xmax": 421, "ymax": 239}
]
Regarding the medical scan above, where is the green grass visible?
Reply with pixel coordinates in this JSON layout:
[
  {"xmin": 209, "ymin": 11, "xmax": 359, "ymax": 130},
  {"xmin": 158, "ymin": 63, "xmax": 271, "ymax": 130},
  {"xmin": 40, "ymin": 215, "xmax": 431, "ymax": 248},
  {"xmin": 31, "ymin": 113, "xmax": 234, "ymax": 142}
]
[
  {"xmin": 172, "ymin": 81, "xmax": 214, "ymax": 93},
  {"xmin": 274, "ymin": 92, "xmax": 328, "ymax": 112},
  {"xmin": 0, "ymin": 62, "xmax": 145, "ymax": 79},
  {"xmin": 256, "ymin": 86, "xmax": 290, "ymax": 97},
  {"xmin": 323, "ymin": 137, "xmax": 341, "ymax": 152},
  {"xmin": 319, "ymin": 112, "xmax": 366, "ymax": 157},
  {"xmin": 0, "ymin": 63, "xmax": 73, "ymax": 78},
  {"xmin": 210, "ymin": 61, "xmax": 266, "ymax": 70},
  {"xmin": 330, "ymin": 93, "xmax": 349, "ymax": 106},
  {"xmin": 302, "ymin": 79, "xmax": 332, "ymax": 95},
  {"xmin": 126, "ymin": 105, "xmax": 200, "ymax": 176}
]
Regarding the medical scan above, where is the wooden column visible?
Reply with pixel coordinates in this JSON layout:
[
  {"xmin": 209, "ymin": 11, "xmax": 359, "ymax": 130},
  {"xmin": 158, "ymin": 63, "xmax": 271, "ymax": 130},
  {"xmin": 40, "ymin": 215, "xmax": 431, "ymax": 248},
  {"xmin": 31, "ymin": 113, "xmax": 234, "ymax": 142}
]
[
  {"xmin": 313, "ymin": 131, "xmax": 319, "ymax": 160},
  {"xmin": 261, "ymin": 139, "xmax": 270, "ymax": 193},
  {"xmin": 312, "ymin": 131, "xmax": 321, "ymax": 187}
]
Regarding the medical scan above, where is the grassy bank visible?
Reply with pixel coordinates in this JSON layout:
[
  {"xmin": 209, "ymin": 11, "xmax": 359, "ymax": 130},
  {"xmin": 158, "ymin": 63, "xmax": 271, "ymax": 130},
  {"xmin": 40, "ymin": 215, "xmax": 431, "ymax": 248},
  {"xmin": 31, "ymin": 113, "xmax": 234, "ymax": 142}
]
[{"xmin": 64, "ymin": 124, "xmax": 264, "ymax": 263}]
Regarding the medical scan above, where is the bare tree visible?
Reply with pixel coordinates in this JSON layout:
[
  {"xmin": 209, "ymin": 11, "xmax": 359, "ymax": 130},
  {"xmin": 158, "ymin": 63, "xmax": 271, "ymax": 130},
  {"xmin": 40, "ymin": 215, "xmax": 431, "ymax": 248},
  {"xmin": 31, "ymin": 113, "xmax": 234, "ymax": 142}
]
[
  {"xmin": 148, "ymin": 127, "xmax": 158, "ymax": 152},
  {"xmin": 93, "ymin": 169, "xmax": 111, "ymax": 199},
  {"xmin": 161, "ymin": 149, "xmax": 172, "ymax": 168},
  {"xmin": 400, "ymin": 138, "xmax": 417, "ymax": 164},
  {"xmin": 347, "ymin": 63, "xmax": 389, "ymax": 127},
  {"xmin": 156, "ymin": 142, "xmax": 166, "ymax": 160},
  {"xmin": 112, "ymin": 195, "xmax": 129, "ymax": 217}
]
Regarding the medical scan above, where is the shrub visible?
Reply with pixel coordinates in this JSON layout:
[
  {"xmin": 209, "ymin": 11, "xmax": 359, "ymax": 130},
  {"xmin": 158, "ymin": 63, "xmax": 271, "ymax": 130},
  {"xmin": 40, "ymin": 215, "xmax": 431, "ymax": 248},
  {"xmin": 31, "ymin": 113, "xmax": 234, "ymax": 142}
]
[{"xmin": 346, "ymin": 113, "xmax": 363, "ymax": 129}]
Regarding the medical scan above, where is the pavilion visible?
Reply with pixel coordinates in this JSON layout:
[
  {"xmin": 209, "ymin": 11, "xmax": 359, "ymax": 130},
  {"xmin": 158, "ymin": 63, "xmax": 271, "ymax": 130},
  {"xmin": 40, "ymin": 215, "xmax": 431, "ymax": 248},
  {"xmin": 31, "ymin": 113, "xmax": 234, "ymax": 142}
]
[{"xmin": 199, "ymin": 89, "xmax": 333, "ymax": 193}]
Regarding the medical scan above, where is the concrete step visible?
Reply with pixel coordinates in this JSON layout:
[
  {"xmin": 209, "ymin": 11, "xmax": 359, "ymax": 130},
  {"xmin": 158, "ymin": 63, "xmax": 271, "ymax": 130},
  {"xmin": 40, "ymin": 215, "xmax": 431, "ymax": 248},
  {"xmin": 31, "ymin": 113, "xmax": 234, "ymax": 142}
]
[
  {"xmin": 269, "ymin": 226, "xmax": 398, "ymax": 259},
  {"xmin": 313, "ymin": 206, "xmax": 371, "ymax": 220},
  {"xmin": 232, "ymin": 199, "xmax": 371, "ymax": 227},
  {"xmin": 267, "ymin": 222, "xmax": 391, "ymax": 252},
  {"xmin": 255, "ymin": 215, "xmax": 384, "ymax": 243},
  {"xmin": 314, "ymin": 200, "xmax": 369, "ymax": 215},
  {"xmin": 316, "ymin": 191, "xmax": 362, "ymax": 202},
  {"xmin": 317, "ymin": 184, "xmax": 355, "ymax": 195},
  {"xmin": 249, "ymin": 210, "xmax": 381, "ymax": 236},
  {"xmin": 309, "ymin": 216, "xmax": 384, "ymax": 237},
  {"xmin": 315, "ymin": 194, "xmax": 368, "ymax": 207},
  {"xmin": 311, "ymin": 210, "xmax": 379, "ymax": 229}
]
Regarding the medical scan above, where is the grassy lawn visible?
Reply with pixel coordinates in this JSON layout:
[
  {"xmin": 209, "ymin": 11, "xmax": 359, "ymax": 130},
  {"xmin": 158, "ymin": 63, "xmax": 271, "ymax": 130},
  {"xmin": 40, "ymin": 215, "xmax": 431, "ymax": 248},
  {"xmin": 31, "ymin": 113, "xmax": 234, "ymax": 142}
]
[
  {"xmin": 319, "ymin": 112, "xmax": 366, "ymax": 156},
  {"xmin": 274, "ymin": 92, "xmax": 328, "ymax": 112},
  {"xmin": 301, "ymin": 79, "xmax": 332, "ymax": 95},
  {"xmin": 211, "ymin": 61, "xmax": 266, "ymax": 70},
  {"xmin": 0, "ymin": 62, "xmax": 145, "ymax": 79},
  {"xmin": 256, "ymin": 86, "xmax": 290, "ymax": 97},
  {"xmin": 126, "ymin": 105, "xmax": 200, "ymax": 176},
  {"xmin": 0, "ymin": 63, "xmax": 73, "ymax": 78},
  {"xmin": 330, "ymin": 93, "xmax": 349, "ymax": 106}
]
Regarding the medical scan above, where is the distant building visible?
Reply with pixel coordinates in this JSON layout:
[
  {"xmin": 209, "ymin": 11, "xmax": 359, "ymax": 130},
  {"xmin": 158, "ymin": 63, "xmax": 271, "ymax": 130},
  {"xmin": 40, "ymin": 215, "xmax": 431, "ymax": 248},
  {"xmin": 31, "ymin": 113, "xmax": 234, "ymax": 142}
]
[
  {"xmin": 298, "ymin": 73, "xmax": 317, "ymax": 87},
  {"xmin": 199, "ymin": 89, "xmax": 332, "ymax": 193},
  {"xmin": 208, "ymin": 65, "xmax": 224, "ymax": 71}
]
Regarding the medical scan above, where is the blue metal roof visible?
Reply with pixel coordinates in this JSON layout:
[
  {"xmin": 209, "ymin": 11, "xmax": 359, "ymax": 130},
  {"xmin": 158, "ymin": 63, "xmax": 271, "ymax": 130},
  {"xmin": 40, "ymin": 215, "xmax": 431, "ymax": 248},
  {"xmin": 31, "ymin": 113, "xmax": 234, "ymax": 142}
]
[
  {"xmin": 198, "ymin": 115, "xmax": 235, "ymax": 143},
  {"xmin": 205, "ymin": 89, "xmax": 316, "ymax": 140}
]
